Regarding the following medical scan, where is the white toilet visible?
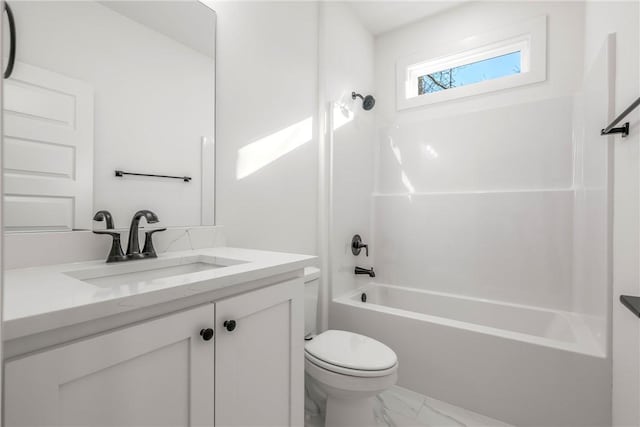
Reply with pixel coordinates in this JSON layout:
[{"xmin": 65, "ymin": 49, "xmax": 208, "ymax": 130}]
[{"xmin": 304, "ymin": 268, "xmax": 398, "ymax": 427}]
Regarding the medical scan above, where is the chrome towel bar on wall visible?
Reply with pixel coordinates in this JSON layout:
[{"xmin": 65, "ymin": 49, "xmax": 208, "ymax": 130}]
[{"xmin": 601, "ymin": 96, "xmax": 640, "ymax": 137}]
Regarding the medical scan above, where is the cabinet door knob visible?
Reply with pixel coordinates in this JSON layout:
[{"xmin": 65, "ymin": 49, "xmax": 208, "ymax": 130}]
[
  {"xmin": 223, "ymin": 320, "xmax": 236, "ymax": 332},
  {"xmin": 199, "ymin": 328, "xmax": 214, "ymax": 341}
]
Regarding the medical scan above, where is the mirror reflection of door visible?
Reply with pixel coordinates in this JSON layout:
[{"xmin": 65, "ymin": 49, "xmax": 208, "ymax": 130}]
[{"xmin": 3, "ymin": 63, "xmax": 94, "ymax": 232}]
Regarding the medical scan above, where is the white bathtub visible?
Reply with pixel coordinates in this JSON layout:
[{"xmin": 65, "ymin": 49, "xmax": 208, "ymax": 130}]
[
  {"xmin": 342, "ymin": 283, "xmax": 604, "ymax": 356},
  {"xmin": 330, "ymin": 283, "xmax": 610, "ymax": 426}
]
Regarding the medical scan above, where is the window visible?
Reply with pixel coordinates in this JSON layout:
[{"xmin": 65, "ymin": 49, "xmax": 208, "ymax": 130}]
[
  {"xmin": 417, "ymin": 51, "xmax": 522, "ymax": 95},
  {"xmin": 397, "ymin": 16, "xmax": 547, "ymax": 109}
]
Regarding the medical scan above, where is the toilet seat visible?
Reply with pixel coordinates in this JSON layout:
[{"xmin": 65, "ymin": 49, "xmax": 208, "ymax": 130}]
[
  {"xmin": 305, "ymin": 351, "xmax": 398, "ymax": 378},
  {"xmin": 304, "ymin": 330, "xmax": 398, "ymax": 378}
]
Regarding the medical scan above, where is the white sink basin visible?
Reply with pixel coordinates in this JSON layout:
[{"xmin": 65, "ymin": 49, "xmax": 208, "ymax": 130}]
[{"xmin": 65, "ymin": 255, "xmax": 247, "ymax": 288}]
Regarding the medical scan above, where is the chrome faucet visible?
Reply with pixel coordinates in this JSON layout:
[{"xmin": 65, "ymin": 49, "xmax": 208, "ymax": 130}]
[{"xmin": 126, "ymin": 210, "xmax": 165, "ymax": 259}]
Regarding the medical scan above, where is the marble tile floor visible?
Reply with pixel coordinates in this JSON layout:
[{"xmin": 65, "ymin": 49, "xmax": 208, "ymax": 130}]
[{"xmin": 305, "ymin": 385, "xmax": 512, "ymax": 427}]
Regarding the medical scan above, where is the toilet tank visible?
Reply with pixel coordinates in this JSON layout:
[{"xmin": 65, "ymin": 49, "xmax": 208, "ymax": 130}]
[{"xmin": 304, "ymin": 267, "xmax": 320, "ymax": 338}]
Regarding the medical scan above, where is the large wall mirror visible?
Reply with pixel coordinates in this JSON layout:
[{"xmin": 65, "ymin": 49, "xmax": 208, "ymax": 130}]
[{"xmin": 2, "ymin": 1, "xmax": 216, "ymax": 232}]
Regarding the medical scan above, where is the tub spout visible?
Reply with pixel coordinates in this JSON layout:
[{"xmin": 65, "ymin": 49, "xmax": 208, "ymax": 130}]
[{"xmin": 355, "ymin": 266, "xmax": 375, "ymax": 278}]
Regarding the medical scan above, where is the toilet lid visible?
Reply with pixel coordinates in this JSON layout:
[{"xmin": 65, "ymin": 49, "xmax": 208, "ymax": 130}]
[{"xmin": 304, "ymin": 330, "xmax": 397, "ymax": 371}]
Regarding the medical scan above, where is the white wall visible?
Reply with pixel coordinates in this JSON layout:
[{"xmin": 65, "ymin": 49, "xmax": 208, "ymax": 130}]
[
  {"xmin": 370, "ymin": 1, "xmax": 585, "ymax": 311},
  {"xmin": 11, "ymin": 1, "xmax": 214, "ymax": 229},
  {"xmin": 319, "ymin": 2, "xmax": 375, "ymax": 305},
  {"xmin": 582, "ymin": 2, "xmax": 640, "ymax": 426},
  {"xmin": 213, "ymin": 1, "xmax": 319, "ymax": 255}
]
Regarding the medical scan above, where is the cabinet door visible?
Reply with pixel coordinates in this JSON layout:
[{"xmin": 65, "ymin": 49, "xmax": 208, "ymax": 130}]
[
  {"xmin": 5, "ymin": 304, "xmax": 215, "ymax": 427},
  {"xmin": 215, "ymin": 279, "xmax": 304, "ymax": 427}
]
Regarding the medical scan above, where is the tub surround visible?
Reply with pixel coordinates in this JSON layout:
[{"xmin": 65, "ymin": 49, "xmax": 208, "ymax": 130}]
[
  {"xmin": 4, "ymin": 247, "xmax": 315, "ymax": 341},
  {"xmin": 372, "ymin": 189, "xmax": 574, "ymax": 310}
]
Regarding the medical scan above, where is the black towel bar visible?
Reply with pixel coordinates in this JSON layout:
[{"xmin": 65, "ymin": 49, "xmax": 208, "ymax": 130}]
[
  {"xmin": 601, "ymin": 97, "xmax": 640, "ymax": 137},
  {"xmin": 620, "ymin": 295, "xmax": 640, "ymax": 318},
  {"xmin": 115, "ymin": 170, "xmax": 191, "ymax": 182}
]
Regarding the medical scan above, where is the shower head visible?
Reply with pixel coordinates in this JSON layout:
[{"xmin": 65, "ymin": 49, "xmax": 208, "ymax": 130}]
[{"xmin": 352, "ymin": 92, "xmax": 376, "ymax": 111}]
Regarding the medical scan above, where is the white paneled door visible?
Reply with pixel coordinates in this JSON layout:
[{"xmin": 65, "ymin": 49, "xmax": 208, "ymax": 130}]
[
  {"xmin": 5, "ymin": 304, "xmax": 216, "ymax": 426},
  {"xmin": 3, "ymin": 61, "xmax": 93, "ymax": 231}
]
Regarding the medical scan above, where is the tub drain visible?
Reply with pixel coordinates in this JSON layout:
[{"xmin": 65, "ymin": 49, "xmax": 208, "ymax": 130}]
[{"xmin": 361, "ymin": 292, "xmax": 367, "ymax": 303}]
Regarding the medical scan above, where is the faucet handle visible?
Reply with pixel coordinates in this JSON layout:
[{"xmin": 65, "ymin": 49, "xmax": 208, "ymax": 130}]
[
  {"xmin": 351, "ymin": 234, "xmax": 369, "ymax": 257},
  {"xmin": 142, "ymin": 228, "xmax": 167, "ymax": 258},
  {"xmin": 93, "ymin": 230, "xmax": 126, "ymax": 263}
]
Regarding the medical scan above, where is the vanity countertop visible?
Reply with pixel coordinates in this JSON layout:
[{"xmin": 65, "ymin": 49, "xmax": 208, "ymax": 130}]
[{"xmin": 3, "ymin": 247, "xmax": 316, "ymax": 341}]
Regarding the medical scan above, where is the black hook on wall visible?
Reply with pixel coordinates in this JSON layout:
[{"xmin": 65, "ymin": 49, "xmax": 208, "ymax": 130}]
[{"xmin": 3, "ymin": 1, "xmax": 16, "ymax": 79}]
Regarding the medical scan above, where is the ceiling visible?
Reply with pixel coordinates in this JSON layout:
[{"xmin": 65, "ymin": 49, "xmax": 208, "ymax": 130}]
[
  {"xmin": 346, "ymin": 1, "xmax": 466, "ymax": 36},
  {"xmin": 99, "ymin": 1, "xmax": 216, "ymax": 58}
]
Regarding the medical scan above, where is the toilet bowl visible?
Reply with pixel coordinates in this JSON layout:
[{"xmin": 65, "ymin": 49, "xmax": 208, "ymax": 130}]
[
  {"xmin": 303, "ymin": 268, "xmax": 398, "ymax": 426},
  {"xmin": 304, "ymin": 329, "xmax": 398, "ymax": 427}
]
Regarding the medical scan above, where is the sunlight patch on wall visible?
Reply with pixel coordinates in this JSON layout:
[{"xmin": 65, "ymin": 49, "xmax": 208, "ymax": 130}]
[
  {"xmin": 388, "ymin": 135, "xmax": 415, "ymax": 197},
  {"xmin": 389, "ymin": 138, "xmax": 403, "ymax": 165},
  {"xmin": 236, "ymin": 103, "xmax": 356, "ymax": 180},
  {"xmin": 333, "ymin": 103, "xmax": 354, "ymax": 130},
  {"xmin": 236, "ymin": 117, "xmax": 313, "ymax": 180},
  {"xmin": 421, "ymin": 143, "xmax": 439, "ymax": 159},
  {"xmin": 401, "ymin": 171, "xmax": 415, "ymax": 194}
]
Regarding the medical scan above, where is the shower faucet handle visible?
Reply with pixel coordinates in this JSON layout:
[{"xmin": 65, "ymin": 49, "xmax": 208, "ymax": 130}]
[{"xmin": 351, "ymin": 234, "xmax": 369, "ymax": 257}]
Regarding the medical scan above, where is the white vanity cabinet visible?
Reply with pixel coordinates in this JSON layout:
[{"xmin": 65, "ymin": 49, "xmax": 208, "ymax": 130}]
[
  {"xmin": 4, "ymin": 278, "xmax": 304, "ymax": 427},
  {"xmin": 5, "ymin": 303, "xmax": 216, "ymax": 427},
  {"xmin": 215, "ymin": 279, "xmax": 304, "ymax": 426}
]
